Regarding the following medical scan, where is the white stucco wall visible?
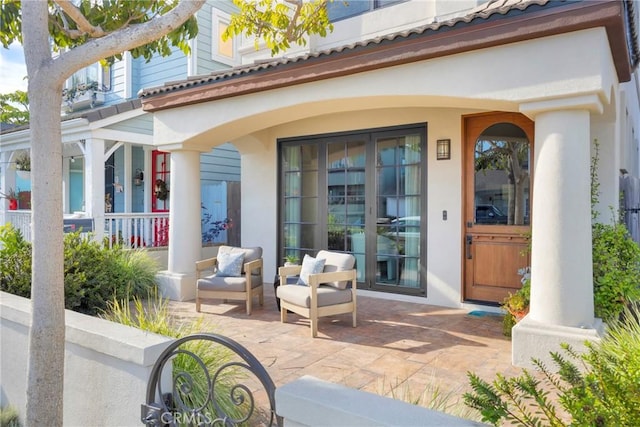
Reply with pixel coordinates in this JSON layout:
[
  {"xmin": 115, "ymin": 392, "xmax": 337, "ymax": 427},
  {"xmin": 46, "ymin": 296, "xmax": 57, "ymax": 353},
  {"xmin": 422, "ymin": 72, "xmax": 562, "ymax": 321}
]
[
  {"xmin": 0, "ymin": 292, "xmax": 173, "ymax": 427},
  {"xmin": 231, "ymin": 107, "xmax": 472, "ymax": 307},
  {"xmin": 276, "ymin": 375, "xmax": 485, "ymax": 426}
]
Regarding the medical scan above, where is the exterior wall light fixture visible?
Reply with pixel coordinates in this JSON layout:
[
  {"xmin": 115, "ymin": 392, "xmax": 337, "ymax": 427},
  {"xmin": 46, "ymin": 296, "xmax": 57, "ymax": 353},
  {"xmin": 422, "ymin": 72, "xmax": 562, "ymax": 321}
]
[
  {"xmin": 436, "ymin": 139, "xmax": 451, "ymax": 160},
  {"xmin": 134, "ymin": 169, "xmax": 144, "ymax": 186}
]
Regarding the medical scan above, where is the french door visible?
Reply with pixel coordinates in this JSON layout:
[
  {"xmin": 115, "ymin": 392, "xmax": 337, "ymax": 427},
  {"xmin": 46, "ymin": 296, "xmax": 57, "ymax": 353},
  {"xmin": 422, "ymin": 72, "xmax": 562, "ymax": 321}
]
[
  {"xmin": 280, "ymin": 124, "xmax": 426, "ymax": 294},
  {"xmin": 463, "ymin": 112, "xmax": 533, "ymax": 304}
]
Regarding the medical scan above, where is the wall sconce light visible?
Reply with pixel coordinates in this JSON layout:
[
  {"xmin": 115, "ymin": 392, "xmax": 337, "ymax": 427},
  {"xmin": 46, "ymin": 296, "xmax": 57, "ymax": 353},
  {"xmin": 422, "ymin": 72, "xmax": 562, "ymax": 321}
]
[
  {"xmin": 134, "ymin": 169, "xmax": 144, "ymax": 186},
  {"xmin": 436, "ymin": 139, "xmax": 451, "ymax": 160}
]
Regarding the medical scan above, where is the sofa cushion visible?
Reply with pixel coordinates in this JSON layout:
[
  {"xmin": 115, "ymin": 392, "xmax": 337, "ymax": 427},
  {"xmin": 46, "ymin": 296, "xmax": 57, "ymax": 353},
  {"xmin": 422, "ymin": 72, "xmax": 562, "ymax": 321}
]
[
  {"xmin": 216, "ymin": 251, "xmax": 245, "ymax": 277},
  {"xmin": 277, "ymin": 284, "xmax": 352, "ymax": 308},
  {"xmin": 297, "ymin": 254, "xmax": 326, "ymax": 286},
  {"xmin": 316, "ymin": 250, "xmax": 355, "ymax": 289},
  {"xmin": 197, "ymin": 275, "xmax": 261, "ymax": 292}
]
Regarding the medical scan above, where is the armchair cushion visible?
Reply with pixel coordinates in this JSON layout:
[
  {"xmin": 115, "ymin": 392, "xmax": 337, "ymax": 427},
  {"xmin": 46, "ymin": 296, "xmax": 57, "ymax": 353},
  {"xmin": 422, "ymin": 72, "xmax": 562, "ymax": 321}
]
[
  {"xmin": 297, "ymin": 254, "xmax": 326, "ymax": 286},
  {"xmin": 198, "ymin": 275, "xmax": 262, "ymax": 292},
  {"xmin": 216, "ymin": 251, "xmax": 245, "ymax": 277},
  {"xmin": 277, "ymin": 285, "xmax": 353, "ymax": 308},
  {"xmin": 316, "ymin": 250, "xmax": 356, "ymax": 289}
]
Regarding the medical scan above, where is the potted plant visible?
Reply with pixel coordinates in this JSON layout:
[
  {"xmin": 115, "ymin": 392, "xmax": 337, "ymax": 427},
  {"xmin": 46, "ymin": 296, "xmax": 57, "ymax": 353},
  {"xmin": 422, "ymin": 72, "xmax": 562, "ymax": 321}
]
[
  {"xmin": 501, "ymin": 267, "xmax": 530, "ymax": 337},
  {"xmin": 284, "ymin": 254, "xmax": 299, "ymax": 266},
  {"xmin": 15, "ymin": 152, "xmax": 31, "ymax": 179},
  {"xmin": 1, "ymin": 188, "xmax": 19, "ymax": 210}
]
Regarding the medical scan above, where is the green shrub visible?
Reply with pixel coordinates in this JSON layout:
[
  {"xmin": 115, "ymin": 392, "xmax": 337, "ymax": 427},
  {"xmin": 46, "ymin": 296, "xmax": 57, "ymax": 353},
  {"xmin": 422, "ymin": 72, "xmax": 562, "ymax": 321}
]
[
  {"xmin": 592, "ymin": 221, "xmax": 640, "ymax": 320},
  {"xmin": 0, "ymin": 224, "xmax": 31, "ymax": 298},
  {"xmin": 0, "ymin": 225, "xmax": 159, "ymax": 315},
  {"xmin": 464, "ymin": 303, "xmax": 640, "ymax": 426},
  {"xmin": 590, "ymin": 141, "xmax": 640, "ymax": 321},
  {"xmin": 64, "ymin": 232, "xmax": 119, "ymax": 313},
  {"xmin": 111, "ymin": 249, "xmax": 159, "ymax": 297}
]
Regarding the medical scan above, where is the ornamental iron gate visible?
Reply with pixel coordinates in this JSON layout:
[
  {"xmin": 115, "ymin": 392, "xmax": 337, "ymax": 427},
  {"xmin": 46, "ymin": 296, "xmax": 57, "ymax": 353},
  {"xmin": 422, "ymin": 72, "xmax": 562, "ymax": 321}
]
[{"xmin": 141, "ymin": 333, "xmax": 280, "ymax": 426}]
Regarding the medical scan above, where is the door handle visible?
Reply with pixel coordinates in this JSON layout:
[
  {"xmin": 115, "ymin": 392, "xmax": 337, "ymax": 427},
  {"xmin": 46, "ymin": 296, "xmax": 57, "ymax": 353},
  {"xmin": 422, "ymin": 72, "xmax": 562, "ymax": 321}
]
[{"xmin": 466, "ymin": 235, "xmax": 473, "ymax": 259}]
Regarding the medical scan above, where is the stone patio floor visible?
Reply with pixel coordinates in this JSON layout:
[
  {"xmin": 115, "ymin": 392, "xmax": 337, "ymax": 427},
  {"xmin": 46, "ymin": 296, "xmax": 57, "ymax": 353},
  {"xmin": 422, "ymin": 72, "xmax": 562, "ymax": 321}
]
[{"xmin": 167, "ymin": 285, "xmax": 527, "ymax": 417}]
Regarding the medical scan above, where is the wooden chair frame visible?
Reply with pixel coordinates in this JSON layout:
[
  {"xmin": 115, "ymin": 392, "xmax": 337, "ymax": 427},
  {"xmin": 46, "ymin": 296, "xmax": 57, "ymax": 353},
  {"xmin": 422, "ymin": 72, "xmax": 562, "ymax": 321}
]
[
  {"xmin": 278, "ymin": 265, "xmax": 357, "ymax": 337},
  {"xmin": 196, "ymin": 256, "xmax": 264, "ymax": 315}
]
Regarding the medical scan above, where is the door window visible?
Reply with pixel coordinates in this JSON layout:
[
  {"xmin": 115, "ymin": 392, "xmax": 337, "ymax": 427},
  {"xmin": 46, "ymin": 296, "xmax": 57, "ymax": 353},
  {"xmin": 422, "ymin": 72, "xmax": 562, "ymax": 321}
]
[{"xmin": 474, "ymin": 123, "xmax": 530, "ymax": 226}]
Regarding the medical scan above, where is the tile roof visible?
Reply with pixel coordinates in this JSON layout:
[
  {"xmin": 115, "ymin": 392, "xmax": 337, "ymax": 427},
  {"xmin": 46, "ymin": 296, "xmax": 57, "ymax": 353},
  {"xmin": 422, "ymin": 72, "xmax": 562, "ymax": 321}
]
[
  {"xmin": 0, "ymin": 99, "xmax": 141, "ymax": 135},
  {"xmin": 139, "ymin": 0, "xmax": 555, "ymax": 99}
]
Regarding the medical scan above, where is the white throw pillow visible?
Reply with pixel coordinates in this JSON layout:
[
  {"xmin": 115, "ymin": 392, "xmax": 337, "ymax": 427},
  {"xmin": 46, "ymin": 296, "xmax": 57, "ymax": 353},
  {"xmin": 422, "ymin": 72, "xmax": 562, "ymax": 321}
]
[
  {"xmin": 216, "ymin": 251, "xmax": 245, "ymax": 277},
  {"xmin": 297, "ymin": 254, "xmax": 326, "ymax": 286}
]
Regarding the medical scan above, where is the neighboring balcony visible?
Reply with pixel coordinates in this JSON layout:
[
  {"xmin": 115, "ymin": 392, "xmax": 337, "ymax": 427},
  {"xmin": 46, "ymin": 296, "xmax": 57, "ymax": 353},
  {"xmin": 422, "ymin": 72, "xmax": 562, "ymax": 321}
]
[{"xmin": 62, "ymin": 82, "xmax": 106, "ymax": 113}]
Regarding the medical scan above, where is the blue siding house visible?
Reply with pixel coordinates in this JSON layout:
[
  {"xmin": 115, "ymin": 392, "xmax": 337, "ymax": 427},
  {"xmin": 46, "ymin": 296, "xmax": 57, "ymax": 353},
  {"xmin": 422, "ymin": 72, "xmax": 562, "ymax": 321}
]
[{"xmin": 0, "ymin": 0, "xmax": 241, "ymax": 247}]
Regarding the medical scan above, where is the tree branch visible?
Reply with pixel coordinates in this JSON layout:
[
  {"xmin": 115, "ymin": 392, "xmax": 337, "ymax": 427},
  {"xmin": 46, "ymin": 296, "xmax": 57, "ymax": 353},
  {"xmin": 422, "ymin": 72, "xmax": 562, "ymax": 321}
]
[
  {"xmin": 284, "ymin": 0, "xmax": 303, "ymax": 42},
  {"xmin": 51, "ymin": 0, "xmax": 205, "ymax": 82},
  {"xmin": 53, "ymin": 0, "xmax": 107, "ymax": 38}
]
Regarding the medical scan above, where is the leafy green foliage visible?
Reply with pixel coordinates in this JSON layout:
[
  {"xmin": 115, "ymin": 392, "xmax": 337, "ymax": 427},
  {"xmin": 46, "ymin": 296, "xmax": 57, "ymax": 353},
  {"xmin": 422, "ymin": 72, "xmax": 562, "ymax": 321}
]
[
  {"xmin": 0, "ymin": 90, "xmax": 29, "ymax": 125},
  {"xmin": 464, "ymin": 304, "xmax": 640, "ymax": 426},
  {"xmin": 0, "ymin": 224, "xmax": 32, "ymax": 301},
  {"xmin": 590, "ymin": 139, "xmax": 640, "ymax": 321},
  {"xmin": 0, "ymin": 0, "xmax": 21, "ymax": 48},
  {"xmin": 592, "ymin": 221, "xmax": 640, "ymax": 320},
  {"xmin": 0, "ymin": 225, "xmax": 159, "ymax": 315},
  {"xmin": 225, "ymin": 0, "xmax": 333, "ymax": 55},
  {"xmin": 0, "ymin": 0, "xmax": 199, "ymax": 63}
]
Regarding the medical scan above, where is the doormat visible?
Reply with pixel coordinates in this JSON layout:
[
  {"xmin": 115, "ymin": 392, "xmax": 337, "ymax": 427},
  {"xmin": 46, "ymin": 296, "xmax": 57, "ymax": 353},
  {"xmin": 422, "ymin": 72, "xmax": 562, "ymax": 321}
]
[{"xmin": 467, "ymin": 310, "xmax": 503, "ymax": 318}]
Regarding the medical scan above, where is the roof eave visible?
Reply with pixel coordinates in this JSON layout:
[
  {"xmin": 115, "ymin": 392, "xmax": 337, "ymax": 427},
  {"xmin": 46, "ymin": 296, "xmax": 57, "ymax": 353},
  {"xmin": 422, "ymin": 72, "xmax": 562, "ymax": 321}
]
[{"xmin": 142, "ymin": 0, "xmax": 633, "ymax": 113}]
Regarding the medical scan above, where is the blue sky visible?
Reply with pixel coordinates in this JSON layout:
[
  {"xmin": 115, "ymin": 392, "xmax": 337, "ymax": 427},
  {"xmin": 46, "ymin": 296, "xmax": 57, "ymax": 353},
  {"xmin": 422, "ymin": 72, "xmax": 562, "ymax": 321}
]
[{"xmin": 0, "ymin": 43, "xmax": 28, "ymax": 94}]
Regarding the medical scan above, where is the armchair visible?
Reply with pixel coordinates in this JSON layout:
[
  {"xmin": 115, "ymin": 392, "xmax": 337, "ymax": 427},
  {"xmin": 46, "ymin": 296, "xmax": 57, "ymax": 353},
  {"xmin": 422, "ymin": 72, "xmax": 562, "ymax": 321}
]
[
  {"xmin": 277, "ymin": 250, "xmax": 357, "ymax": 337},
  {"xmin": 196, "ymin": 246, "xmax": 264, "ymax": 315}
]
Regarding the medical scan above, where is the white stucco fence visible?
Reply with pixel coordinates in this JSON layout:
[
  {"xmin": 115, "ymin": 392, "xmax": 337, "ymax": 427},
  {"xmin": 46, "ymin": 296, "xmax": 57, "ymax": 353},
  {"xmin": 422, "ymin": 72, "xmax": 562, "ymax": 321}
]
[
  {"xmin": 1, "ymin": 291, "xmax": 485, "ymax": 426},
  {"xmin": 0, "ymin": 291, "xmax": 173, "ymax": 426},
  {"xmin": 276, "ymin": 376, "xmax": 486, "ymax": 426}
]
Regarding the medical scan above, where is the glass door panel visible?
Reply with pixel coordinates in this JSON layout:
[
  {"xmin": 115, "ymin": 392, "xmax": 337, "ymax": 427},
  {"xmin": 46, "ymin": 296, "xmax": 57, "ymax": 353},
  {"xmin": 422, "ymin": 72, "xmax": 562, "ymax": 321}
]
[
  {"xmin": 375, "ymin": 134, "xmax": 422, "ymax": 289},
  {"xmin": 474, "ymin": 123, "xmax": 530, "ymax": 226},
  {"xmin": 280, "ymin": 125, "xmax": 425, "ymax": 294},
  {"xmin": 282, "ymin": 145, "xmax": 319, "ymax": 262},
  {"xmin": 327, "ymin": 140, "xmax": 366, "ymax": 261}
]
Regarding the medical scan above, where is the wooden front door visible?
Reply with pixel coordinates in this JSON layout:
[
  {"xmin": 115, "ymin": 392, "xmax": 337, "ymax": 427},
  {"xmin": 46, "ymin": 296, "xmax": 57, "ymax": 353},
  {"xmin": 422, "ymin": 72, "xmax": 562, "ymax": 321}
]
[{"xmin": 463, "ymin": 112, "xmax": 533, "ymax": 304}]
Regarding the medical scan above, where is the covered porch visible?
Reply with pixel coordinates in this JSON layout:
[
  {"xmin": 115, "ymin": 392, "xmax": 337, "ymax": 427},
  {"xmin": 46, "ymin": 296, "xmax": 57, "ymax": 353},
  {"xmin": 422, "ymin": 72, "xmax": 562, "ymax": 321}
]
[{"xmin": 139, "ymin": 0, "xmax": 638, "ymax": 367}]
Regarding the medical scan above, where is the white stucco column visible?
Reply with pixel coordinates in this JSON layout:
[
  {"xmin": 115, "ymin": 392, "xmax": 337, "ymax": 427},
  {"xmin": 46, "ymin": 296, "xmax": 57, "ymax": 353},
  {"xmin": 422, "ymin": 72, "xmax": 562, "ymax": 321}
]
[
  {"xmin": 531, "ymin": 109, "xmax": 595, "ymax": 326},
  {"xmin": 514, "ymin": 96, "xmax": 604, "ymax": 368},
  {"xmin": 84, "ymin": 138, "xmax": 105, "ymax": 242},
  {"xmin": 157, "ymin": 149, "xmax": 202, "ymax": 301}
]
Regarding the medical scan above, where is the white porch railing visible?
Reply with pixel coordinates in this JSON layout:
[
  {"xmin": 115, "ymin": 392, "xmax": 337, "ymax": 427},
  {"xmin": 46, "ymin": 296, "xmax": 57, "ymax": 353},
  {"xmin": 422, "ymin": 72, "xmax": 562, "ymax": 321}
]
[
  {"xmin": 105, "ymin": 213, "xmax": 170, "ymax": 249},
  {"xmin": 2, "ymin": 211, "xmax": 171, "ymax": 250},
  {"xmin": 4, "ymin": 210, "xmax": 32, "ymax": 241}
]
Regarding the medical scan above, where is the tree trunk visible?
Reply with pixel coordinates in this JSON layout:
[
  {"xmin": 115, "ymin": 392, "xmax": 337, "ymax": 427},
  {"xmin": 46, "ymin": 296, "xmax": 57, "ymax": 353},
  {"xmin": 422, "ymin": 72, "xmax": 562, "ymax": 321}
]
[
  {"xmin": 25, "ymin": 78, "xmax": 66, "ymax": 426},
  {"xmin": 22, "ymin": 2, "xmax": 66, "ymax": 425},
  {"xmin": 19, "ymin": 2, "xmax": 206, "ymax": 424}
]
